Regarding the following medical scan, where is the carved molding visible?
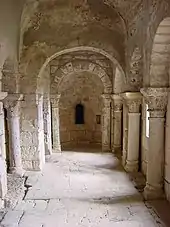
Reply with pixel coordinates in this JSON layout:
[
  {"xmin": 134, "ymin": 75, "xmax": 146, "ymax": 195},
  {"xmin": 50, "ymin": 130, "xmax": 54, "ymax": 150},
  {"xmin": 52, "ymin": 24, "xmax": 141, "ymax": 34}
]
[
  {"xmin": 111, "ymin": 94, "xmax": 123, "ymax": 111},
  {"xmin": 101, "ymin": 94, "xmax": 111, "ymax": 108},
  {"xmin": 140, "ymin": 88, "xmax": 168, "ymax": 116},
  {"xmin": 3, "ymin": 94, "xmax": 24, "ymax": 117},
  {"xmin": 50, "ymin": 94, "xmax": 61, "ymax": 108},
  {"xmin": 122, "ymin": 92, "xmax": 142, "ymax": 113},
  {"xmin": 53, "ymin": 61, "xmax": 112, "ymax": 94}
]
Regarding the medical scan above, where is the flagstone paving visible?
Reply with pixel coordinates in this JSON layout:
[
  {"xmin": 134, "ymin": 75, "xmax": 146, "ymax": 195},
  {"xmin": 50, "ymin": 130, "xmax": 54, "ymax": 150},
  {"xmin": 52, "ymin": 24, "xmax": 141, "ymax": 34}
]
[{"xmin": 0, "ymin": 151, "xmax": 164, "ymax": 227}]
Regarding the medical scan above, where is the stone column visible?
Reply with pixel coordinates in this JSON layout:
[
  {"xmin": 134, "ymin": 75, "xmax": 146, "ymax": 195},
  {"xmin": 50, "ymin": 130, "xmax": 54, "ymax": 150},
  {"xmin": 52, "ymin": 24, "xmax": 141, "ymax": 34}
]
[
  {"xmin": 122, "ymin": 92, "xmax": 142, "ymax": 172},
  {"xmin": 0, "ymin": 92, "xmax": 8, "ymax": 198},
  {"xmin": 51, "ymin": 94, "xmax": 61, "ymax": 152},
  {"xmin": 101, "ymin": 94, "xmax": 111, "ymax": 152},
  {"xmin": 141, "ymin": 87, "xmax": 168, "ymax": 200},
  {"xmin": 4, "ymin": 94, "xmax": 24, "ymax": 176},
  {"xmin": 111, "ymin": 94, "xmax": 123, "ymax": 154},
  {"xmin": 43, "ymin": 94, "xmax": 52, "ymax": 155},
  {"xmin": 122, "ymin": 102, "xmax": 128, "ymax": 166}
]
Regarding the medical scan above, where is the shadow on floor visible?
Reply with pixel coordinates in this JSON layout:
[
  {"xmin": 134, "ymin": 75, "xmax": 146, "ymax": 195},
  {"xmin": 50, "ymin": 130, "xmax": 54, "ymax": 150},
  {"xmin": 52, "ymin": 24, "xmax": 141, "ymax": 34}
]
[
  {"xmin": 74, "ymin": 194, "xmax": 143, "ymax": 205},
  {"xmin": 145, "ymin": 199, "xmax": 170, "ymax": 227}
]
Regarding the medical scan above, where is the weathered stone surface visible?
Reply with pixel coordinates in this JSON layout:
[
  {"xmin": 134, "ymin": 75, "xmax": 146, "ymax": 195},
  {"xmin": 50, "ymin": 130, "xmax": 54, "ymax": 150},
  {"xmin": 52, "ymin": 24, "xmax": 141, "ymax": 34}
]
[
  {"xmin": 1, "ymin": 0, "xmax": 170, "ymax": 222},
  {"xmin": 0, "ymin": 151, "xmax": 163, "ymax": 227}
]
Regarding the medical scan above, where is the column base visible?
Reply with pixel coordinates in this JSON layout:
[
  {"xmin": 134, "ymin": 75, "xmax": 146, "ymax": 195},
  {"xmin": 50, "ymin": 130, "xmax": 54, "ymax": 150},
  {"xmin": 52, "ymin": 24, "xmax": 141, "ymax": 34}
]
[
  {"xmin": 143, "ymin": 183, "xmax": 165, "ymax": 200},
  {"xmin": 112, "ymin": 145, "xmax": 121, "ymax": 154},
  {"xmin": 102, "ymin": 145, "xmax": 111, "ymax": 152},
  {"xmin": 53, "ymin": 145, "xmax": 61, "ymax": 153},
  {"xmin": 9, "ymin": 167, "xmax": 25, "ymax": 177},
  {"xmin": 124, "ymin": 160, "xmax": 138, "ymax": 172}
]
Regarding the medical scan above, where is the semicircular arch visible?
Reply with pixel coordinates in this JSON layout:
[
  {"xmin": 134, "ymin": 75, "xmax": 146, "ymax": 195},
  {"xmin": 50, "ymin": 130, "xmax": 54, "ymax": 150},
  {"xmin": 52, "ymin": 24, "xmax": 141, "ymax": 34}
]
[
  {"xmin": 37, "ymin": 46, "xmax": 126, "ymax": 94},
  {"xmin": 51, "ymin": 60, "xmax": 112, "ymax": 94}
]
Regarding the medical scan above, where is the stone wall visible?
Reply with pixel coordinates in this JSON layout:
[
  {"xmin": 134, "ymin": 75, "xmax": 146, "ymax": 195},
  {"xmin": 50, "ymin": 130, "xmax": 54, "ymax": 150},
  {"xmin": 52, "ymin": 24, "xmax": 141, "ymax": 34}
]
[{"xmin": 58, "ymin": 71, "xmax": 103, "ymax": 148}]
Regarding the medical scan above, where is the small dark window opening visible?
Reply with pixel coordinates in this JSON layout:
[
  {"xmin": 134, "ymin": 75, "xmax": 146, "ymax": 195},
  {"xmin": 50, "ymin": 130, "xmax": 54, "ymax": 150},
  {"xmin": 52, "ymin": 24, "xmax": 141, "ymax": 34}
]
[{"xmin": 75, "ymin": 104, "xmax": 84, "ymax": 124}]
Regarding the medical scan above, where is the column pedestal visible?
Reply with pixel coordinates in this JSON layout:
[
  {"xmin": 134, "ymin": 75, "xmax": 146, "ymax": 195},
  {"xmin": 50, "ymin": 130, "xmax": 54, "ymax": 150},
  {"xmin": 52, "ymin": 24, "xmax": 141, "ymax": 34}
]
[
  {"xmin": 101, "ymin": 94, "xmax": 111, "ymax": 152},
  {"xmin": 111, "ymin": 95, "xmax": 122, "ymax": 154},
  {"xmin": 122, "ymin": 92, "xmax": 142, "ymax": 173},
  {"xmin": 4, "ymin": 94, "xmax": 25, "ymax": 177},
  {"xmin": 141, "ymin": 87, "xmax": 168, "ymax": 200},
  {"xmin": 51, "ymin": 94, "xmax": 61, "ymax": 152}
]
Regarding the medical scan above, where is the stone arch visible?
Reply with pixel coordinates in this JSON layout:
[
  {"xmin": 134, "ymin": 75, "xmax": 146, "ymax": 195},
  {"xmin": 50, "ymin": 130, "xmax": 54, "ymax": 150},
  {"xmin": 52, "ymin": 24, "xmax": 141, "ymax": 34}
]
[
  {"xmin": 51, "ymin": 61, "xmax": 112, "ymax": 94},
  {"xmin": 37, "ymin": 46, "xmax": 126, "ymax": 94},
  {"xmin": 150, "ymin": 17, "xmax": 170, "ymax": 87}
]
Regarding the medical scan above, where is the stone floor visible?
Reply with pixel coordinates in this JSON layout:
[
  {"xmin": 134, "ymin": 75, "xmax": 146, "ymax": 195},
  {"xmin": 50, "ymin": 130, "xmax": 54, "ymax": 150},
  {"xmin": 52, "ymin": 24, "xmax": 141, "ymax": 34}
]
[{"xmin": 0, "ymin": 151, "xmax": 166, "ymax": 227}]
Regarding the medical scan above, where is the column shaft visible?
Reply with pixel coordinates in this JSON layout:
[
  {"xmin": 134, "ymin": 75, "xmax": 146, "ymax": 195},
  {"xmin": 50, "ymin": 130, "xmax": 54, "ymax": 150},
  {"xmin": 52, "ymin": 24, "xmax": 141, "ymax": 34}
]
[
  {"xmin": 111, "ymin": 95, "xmax": 122, "ymax": 153},
  {"xmin": 8, "ymin": 114, "xmax": 22, "ymax": 170},
  {"xmin": 144, "ymin": 113, "xmax": 165, "ymax": 199},
  {"xmin": 51, "ymin": 94, "xmax": 61, "ymax": 152},
  {"xmin": 0, "ymin": 92, "xmax": 8, "ymax": 198},
  {"xmin": 101, "ymin": 94, "xmax": 111, "ymax": 152},
  {"xmin": 5, "ymin": 95, "xmax": 25, "ymax": 176},
  {"xmin": 126, "ymin": 113, "xmax": 141, "ymax": 172},
  {"xmin": 122, "ymin": 103, "xmax": 128, "ymax": 166},
  {"xmin": 43, "ymin": 96, "xmax": 52, "ymax": 155}
]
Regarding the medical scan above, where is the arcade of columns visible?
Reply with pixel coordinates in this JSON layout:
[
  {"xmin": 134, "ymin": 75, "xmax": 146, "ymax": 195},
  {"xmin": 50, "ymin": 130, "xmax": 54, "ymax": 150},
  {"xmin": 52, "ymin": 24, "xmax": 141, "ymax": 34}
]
[{"xmin": 0, "ymin": 83, "xmax": 168, "ymax": 201}]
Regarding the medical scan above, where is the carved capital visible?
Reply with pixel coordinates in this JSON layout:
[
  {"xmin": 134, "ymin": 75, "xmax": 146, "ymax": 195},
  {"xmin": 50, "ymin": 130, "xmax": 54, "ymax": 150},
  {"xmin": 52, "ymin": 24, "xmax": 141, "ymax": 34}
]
[
  {"xmin": 3, "ymin": 94, "xmax": 23, "ymax": 117},
  {"xmin": 122, "ymin": 92, "xmax": 142, "ymax": 113},
  {"xmin": 0, "ymin": 92, "xmax": 8, "ymax": 101},
  {"xmin": 111, "ymin": 94, "xmax": 123, "ymax": 111},
  {"xmin": 101, "ymin": 94, "xmax": 111, "ymax": 108},
  {"xmin": 50, "ymin": 94, "xmax": 61, "ymax": 108},
  {"xmin": 140, "ymin": 88, "xmax": 168, "ymax": 117}
]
